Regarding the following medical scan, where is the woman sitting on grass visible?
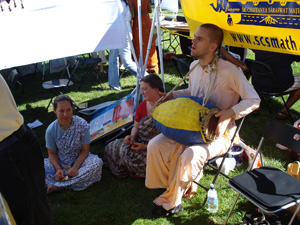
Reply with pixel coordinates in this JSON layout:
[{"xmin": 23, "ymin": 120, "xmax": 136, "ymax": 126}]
[
  {"xmin": 44, "ymin": 94, "xmax": 103, "ymax": 194},
  {"xmin": 103, "ymin": 74, "xmax": 163, "ymax": 178}
]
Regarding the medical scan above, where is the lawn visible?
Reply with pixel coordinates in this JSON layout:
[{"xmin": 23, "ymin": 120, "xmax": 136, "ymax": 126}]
[
  {"xmin": 8, "ymin": 7, "xmax": 300, "ymax": 224},
  {"xmin": 9, "ymin": 50, "xmax": 300, "ymax": 225}
]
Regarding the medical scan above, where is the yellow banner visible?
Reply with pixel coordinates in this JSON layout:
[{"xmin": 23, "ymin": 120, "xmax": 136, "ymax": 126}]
[{"xmin": 181, "ymin": 0, "xmax": 300, "ymax": 55}]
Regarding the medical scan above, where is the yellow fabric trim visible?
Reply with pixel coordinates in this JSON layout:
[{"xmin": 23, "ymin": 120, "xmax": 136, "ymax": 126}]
[{"xmin": 159, "ymin": 27, "xmax": 190, "ymax": 39}]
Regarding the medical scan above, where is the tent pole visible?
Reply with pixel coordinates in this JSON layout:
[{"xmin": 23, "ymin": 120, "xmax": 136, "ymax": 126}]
[
  {"xmin": 123, "ymin": 1, "xmax": 141, "ymax": 115},
  {"xmin": 134, "ymin": 0, "xmax": 143, "ymax": 115},
  {"xmin": 154, "ymin": 0, "xmax": 165, "ymax": 89},
  {"xmin": 137, "ymin": 0, "xmax": 144, "ymax": 75}
]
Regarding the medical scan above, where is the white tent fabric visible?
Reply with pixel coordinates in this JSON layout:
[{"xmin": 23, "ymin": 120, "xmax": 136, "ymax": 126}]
[
  {"xmin": 0, "ymin": 0, "xmax": 127, "ymax": 70},
  {"xmin": 160, "ymin": 0, "xmax": 178, "ymax": 13}
]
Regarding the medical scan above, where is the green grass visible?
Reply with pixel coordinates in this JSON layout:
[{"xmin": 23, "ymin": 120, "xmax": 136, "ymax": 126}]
[
  {"xmin": 10, "ymin": 19, "xmax": 300, "ymax": 224},
  {"xmin": 10, "ymin": 54, "xmax": 300, "ymax": 225}
]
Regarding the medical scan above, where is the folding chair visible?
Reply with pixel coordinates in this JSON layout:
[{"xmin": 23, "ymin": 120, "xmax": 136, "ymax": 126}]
[
  {"xmin": 171, "ymin": 56, "xmax": 190, "ymax": 89},
  {"xmin": 193, "ymin": 116, "xmax": 246, "ymax": 208},
  {"xmin": 245, "ymin": 58, "xmax": 295, "ymax": 122},
  {"xmin": 6, "ymin": 68, "xmax": 24, "ymax": 94},
  {"xmin": 225, "ymin": 119, "xmax": 300, "ymax": 225},
  {"xmin": 76, "ymin": 55, "xmax": 103, "ymax": 90},
  {"xmin": 42, "ymin": 59, "xmax": 78, "ymax": 109}
]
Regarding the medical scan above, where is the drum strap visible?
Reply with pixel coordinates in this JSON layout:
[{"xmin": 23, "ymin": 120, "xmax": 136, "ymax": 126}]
[
  {"xmin": 201, "ymin": 56, "xmax": 219, "ymax": 111},
  {"xmin": 157, "ymin": 56, "xmax": 219, "ymax": 108},
  {"xmin": 158, "ymin": 61, "xmax": 201, "ymax": 105}
]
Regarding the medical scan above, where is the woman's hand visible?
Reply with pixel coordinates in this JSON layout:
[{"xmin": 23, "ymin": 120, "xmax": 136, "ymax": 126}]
[
  {"xmin": 67, "ymin": 167, "xmax": 79, "ymax": 177},
  {"xmin": 55, "ymin": 168, "xmax": 64, "ymax": 181},
  {"xmin": 124, "ymin": 135, "xmax": 134, "ymax": 145},
  {"xmin": 131, "ymin": 142, "xmax": 147, "ymax": 151}
]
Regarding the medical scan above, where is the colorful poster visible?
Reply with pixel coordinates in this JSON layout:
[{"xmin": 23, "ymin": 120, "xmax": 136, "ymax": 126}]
[
  {"xmin": 89, "ymin": 94, "xmax": 134, "ymax": 142},
  {"xmin": 181, "ymin": 0, "xmax": 300, "ymax": 55}
]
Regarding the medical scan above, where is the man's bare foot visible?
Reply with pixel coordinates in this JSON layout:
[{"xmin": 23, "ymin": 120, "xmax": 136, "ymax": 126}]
[
  {"xmin": 46, "ymin": 185, "xmax": 63, "ymax": 194},
  {"xmin": 184, "ymin": 182, "xmax": 198, "ymax": 199}
]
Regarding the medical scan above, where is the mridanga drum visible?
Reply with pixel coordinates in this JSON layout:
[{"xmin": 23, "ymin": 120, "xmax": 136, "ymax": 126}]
[{"xmin": 152, "ymin": 96, "xmax": 220, "ymax": 145}]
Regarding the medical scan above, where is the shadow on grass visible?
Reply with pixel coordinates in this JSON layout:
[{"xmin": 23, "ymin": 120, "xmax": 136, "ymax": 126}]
[{"xmin": 10, "ymin": 59, "xmax": 300, "ymax": 225}]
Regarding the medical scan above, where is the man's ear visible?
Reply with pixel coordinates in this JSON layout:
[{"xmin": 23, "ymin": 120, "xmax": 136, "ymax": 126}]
[{"xmin": 209, "ymin": 43, "xmax": 218, "ymax": 52}]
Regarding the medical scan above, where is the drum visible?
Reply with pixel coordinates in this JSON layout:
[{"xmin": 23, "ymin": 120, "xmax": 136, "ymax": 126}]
[{"xmin": 152, "ymin": 95, "xmax": 220, "ymax": 145}]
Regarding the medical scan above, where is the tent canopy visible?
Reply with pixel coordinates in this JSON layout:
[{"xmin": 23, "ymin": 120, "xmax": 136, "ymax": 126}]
[{"xmin": 0, "ymin": 0, "xmax": 127, "ymax": 70}]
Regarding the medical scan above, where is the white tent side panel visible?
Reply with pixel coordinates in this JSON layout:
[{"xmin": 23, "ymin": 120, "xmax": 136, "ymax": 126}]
[{"xmin": 0, "ymin": 0, "xmax": 127, "ymax": 70}]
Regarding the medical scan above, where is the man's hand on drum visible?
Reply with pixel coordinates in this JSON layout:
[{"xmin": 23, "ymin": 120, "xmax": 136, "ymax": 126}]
[{"xmin": 214, "ymin": 109, "xmax": 235, "ymax": 137}]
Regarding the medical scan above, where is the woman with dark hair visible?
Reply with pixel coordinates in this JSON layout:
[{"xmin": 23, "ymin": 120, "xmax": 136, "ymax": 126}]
[
  {"xmin": 103, "ymin": 74, "xmax": 163, "ymax": 178},
  {"xmin": 44, "ymin": 94, "xmax": 103, "ymax": 194}
]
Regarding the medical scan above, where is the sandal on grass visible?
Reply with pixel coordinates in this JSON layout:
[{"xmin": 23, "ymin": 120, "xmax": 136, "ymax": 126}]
[
  {"xmin": 152, "ymin": 204, "xmax": 184, "ymax": 217},
  {"xmin": 242, "ymin": 211, "xmax": 270, "ymax": 225},
  {"xmin": 276, "ymin": 111, "xmax": 298, "ymax": 120}
]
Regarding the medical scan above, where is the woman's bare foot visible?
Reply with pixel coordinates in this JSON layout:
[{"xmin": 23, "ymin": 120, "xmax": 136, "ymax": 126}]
[
  {"xmin": 184, "ymin": 182, "xmax": 198, "ymax": 199},
  {"xmin": 46, "ymin": 185, "xmax": 63, "ymax": 194}
]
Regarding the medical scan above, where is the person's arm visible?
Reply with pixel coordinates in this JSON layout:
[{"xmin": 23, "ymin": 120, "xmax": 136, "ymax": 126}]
[
  {"xmin": 48, "ymin": 148, "xmax": 64, "ymax": 181},
  {"xmin": 67, "ymin": 144, "xmax": 89, "ymax": 177},
  {"xmin": 124, "ymin": 120, "xmax": 147, "ymax": 151},
  {"xmin": 214, "ymin": 108, "xmax": 235, "ymax": 137},
  {"xmin": 231, "ymin": 79, "xmax": 261, "ymax": 119},
  {"xmin": 220, "ymin": 47, "xmax": 249, "ymax": 77},
  {"xmin": 124, "ymin": 121, "xmax": 147, "ymax": 151},
  {"xmin": 124, "ymin": 120, "xmax": 139, "ymax": 145},
  {"xmin": 130, "ymin": 142, "xmax": 147, "ymax": 151},
  {"xmin": 216, "ymin": 65, "xmax": 260, "ymax": 137}
]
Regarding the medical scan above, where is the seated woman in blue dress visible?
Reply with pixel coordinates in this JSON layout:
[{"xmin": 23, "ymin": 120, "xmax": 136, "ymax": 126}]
[{"xmin": 44, "ymin": 94, "xmax": 103, "ymax": 194}]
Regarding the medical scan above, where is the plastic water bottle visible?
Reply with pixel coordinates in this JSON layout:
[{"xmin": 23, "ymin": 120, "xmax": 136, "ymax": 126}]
[{"xmin": 207, "ymin": 184, "xmax": 218, "ymax": 213}]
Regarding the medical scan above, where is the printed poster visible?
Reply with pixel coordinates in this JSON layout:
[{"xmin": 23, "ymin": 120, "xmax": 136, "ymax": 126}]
[
  {"xmin": 181, "ymin": 0, "xmax": 300, "ymax": 55},
  {"xmin": 90, "ymin": 94, "xmax": 134, "ymax": 142}
]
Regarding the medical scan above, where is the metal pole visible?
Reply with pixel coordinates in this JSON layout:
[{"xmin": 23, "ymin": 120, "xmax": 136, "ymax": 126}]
[
  {"xmin": 154, "ymin": 0, "xmax": 165, "ymax": 89},
  {"xmin": 137, "ymin": 0, "xmax": 143, "ymax": 73}
]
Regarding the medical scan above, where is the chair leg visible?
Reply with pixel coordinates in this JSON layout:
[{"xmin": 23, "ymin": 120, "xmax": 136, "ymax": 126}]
[
  {"xmin": 78, "ymin": 72, "xmax": 88, "ymax": 90},
  {"xmin": 78, "ymin": 70, "xmax": 103, "ymax": 90},
  {"xmin": 224, "ymin": 193, "xmax": 240, "ymax": 224},
  {"xmin": 47, "ymin": 95, "xmax": 55, "ymax": 110},
  {"xmin": 288, "ymin": 203, "xmax": 300, "ymax": 225},
  {"xmin": 91, "ymin": 71, "xmax": 103, "ymax": 88},
  {"xmin": 280, "ymin": 96, "xmax": 295, "ymax": 123},
  {"xmin": 192, "ymin": 180, "xmax": 209, "ymax": 208},
  {"xmin": 262, "ymin": 96, "xmax": 272, "ymax": 113}
]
